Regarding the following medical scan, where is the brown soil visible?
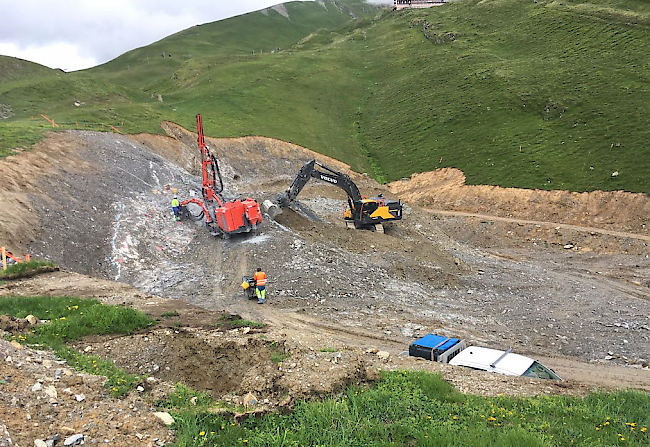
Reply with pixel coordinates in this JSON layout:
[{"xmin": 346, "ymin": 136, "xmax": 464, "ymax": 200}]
[
  {"xmin": 389, "ymin": 168, "xmax": 650, "ymax": 240},
  {"xmin": 1, "ymin": 126, "xmax": 649, "ymax": 446}
]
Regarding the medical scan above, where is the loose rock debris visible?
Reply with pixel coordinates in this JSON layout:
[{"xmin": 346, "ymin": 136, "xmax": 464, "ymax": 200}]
[{"xmin": 0, "ymin": 127, "xmax": 649, "ymax": 445}]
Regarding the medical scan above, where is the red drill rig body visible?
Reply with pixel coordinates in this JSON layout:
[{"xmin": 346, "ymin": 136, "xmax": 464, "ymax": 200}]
[{"xmin": 179, "ymin": 114, "xmax": 262, "ymax": 238}]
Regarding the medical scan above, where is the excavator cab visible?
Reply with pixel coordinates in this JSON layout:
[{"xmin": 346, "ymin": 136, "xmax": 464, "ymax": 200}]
[{"xmin": 361, "ymin": 200, "xmax": 379, "ymax": 216}]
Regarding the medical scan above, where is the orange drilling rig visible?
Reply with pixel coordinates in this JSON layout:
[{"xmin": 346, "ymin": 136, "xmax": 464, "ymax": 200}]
[{"xmin": 179, "ymin": 114, "xmax": 262, "ymax": 238}]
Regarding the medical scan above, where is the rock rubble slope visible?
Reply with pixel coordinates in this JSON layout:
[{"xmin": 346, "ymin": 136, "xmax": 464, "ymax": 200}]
[{"xmin": 0, "ymin": 126, "xmax": 649, "ymax": 445}]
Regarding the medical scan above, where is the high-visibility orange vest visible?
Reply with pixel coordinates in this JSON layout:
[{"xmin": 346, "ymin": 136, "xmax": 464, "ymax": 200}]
[{"xmin": 254, "ymin": 271, "xmax": 266, "ymax": 286}]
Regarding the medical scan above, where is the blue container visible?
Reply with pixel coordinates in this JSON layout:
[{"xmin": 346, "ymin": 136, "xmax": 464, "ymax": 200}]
[{"xmin": 409, "ymin": 334, "xmax": 464, "ymax": 362}]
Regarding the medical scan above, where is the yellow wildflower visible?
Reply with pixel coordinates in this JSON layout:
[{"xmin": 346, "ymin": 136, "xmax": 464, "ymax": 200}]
[{"xmin": 199, "ymin": 431, "xmax": 205, "ymax": 436}]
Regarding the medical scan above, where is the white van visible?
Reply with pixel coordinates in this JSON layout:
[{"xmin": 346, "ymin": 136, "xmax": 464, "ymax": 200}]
[{"xmin": 448, "ymin": 346, "xmax": 562, "ymax": 380}]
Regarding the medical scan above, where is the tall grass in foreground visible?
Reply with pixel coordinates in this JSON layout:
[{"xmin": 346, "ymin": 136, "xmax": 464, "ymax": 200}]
[
  {"xmin": 0, "ymin": 296, "xmax": 154, "ymax": 395},
  {"xmin": 165, "ymin": 371, "xmax": 649, "ymax": 447}
]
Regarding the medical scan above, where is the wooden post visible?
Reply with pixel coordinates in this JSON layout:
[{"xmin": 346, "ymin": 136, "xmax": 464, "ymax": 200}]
[
  {"xmin": 40, "ymin": 114, "xmax": 59, "ymax": 127},
  {"xmin": 25, "ymin": 254, "xmax": 31, "ymax": 262},
  {"xmin": 1, "ymin": 247, "xmax": 6, "ymax": 270}
]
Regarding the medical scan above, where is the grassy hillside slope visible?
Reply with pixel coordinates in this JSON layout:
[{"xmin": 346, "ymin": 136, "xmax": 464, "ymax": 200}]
[
  {"xmin": 0, "ymin": 0, "xmax": 377, "ymax": 166},
  {"xmin": 0, "ymin": 0, "xmax": 648, "ymax": 193},
  {"xmin": 91, "ymin": 0, "xmax": 374, "ymax": 83},
  {"xmin": 0, "ymin": 56, "xmax": 59, "ymax": 82},
  {"xmin": 359, "ymin": 0, "xmax": 650, "ymax": 191}
]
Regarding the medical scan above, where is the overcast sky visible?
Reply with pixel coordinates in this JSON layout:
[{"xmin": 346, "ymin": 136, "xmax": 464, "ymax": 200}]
[{"xmin": 0, "ymin": 0, "xmax": 390, "ymax": 72}]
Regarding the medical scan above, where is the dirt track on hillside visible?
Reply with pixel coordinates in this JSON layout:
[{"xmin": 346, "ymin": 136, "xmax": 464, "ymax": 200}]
[{"xmin": 1, "ymin": 128, "xmax": 649, "ymax": 445}]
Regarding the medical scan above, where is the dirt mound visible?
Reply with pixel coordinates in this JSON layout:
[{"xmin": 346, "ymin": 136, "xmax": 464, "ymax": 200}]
[
  {"xmin": 0, "ymin": 337, "xmax": 175, "ymax": 447},
  {"xmin": 0, "ymin": 132, "xmax": 90, "ymax": 252},
  {"xmin": 76, "ymin": 328, "xmax": 282, "ymax": 397},
  {"xmin": 390, "ymin": 168, "xmax": 650, "ymax": 235},
  {"xmin": 0, "ymin": 315, "xmax": 30, "ymax": 331}
]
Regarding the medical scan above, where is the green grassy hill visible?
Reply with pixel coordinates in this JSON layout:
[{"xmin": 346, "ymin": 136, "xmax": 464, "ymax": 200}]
[
  {"xmin": 0, "ymin": 0, "xmax": 648, "ymax": 193},
  {"xmin": 360, "ymin": 0, "xmax": 650, "ymax": 190},
  {"xmin": 0, "ymin": 56, "xmax": 59, "ymax": 82},
  {"xmin": 91, "ymin": 0, "xmax": 375, "ymax": 83}
]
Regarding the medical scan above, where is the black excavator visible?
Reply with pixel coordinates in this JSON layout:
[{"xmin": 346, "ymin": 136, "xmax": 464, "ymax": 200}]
[{"xmin": 276, "ymin": 159, "xmax": 403, "ymax": 233}]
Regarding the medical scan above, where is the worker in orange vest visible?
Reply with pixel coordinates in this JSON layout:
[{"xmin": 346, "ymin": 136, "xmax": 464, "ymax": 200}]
[{"xmin": 253, "ymin": 267, "xmax": 266, "ymax": 304}]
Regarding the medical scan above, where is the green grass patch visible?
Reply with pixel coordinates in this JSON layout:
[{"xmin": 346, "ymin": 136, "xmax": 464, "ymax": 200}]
[
  {"xmin": 161, "ymin": 310, "xmax": 181, "ymax": 318},
  {"xmin": 160, "ymin": 370, "xmax": 650, "ymax": 446},
  {"xmin": 270, "ymin": 351, "xmax": 290, "ymax": 365},
  {"xmin": 52, "ymin": 345, "xmax": 142, "ymax": 397},
  {"xmin": 269, "ymin": 340, "xmax": 289, "ymax": 365},
  {"xmin": 214, "ymin": 315, "xmax": 266, "ymax": 330},
  {"xmin": 160, "ymin": 384, "xmax": 214, "ymax": 410},
  {"xmin": 0, "ymin": 120, "xmax": 51, "ymax": 157},
  {"xmin": 29, "ymin": 303, "xmax": 154, "ymax": 343},
  {"xmin": 0, "ymin": 259, "xmax": 57, "ymax": 279},
  {"xmin": 0, "ymin": 296, "xmax": 155, "ymax": 396},
  {"xmin": 0, "ymin": 296, "xmax": 94, "ymax": 320},
  {"xmin": 319, "ymin": 346, "xmax": 339, "ymax": 353}
]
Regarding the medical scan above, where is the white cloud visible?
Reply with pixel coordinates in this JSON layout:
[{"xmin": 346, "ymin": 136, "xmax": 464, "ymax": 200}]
[
  {"xmin": 0, "ymin": 41, "xmax": 97, "ymax": 72},
  {"xmin": 0, "ymin": 0, "xmax": 324, "ymax": 71}
]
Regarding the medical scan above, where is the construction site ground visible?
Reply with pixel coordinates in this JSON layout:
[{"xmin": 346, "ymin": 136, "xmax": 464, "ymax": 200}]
[{"xmin": 1, "ymin": 125, "xmax": 649, "ymax": 446}]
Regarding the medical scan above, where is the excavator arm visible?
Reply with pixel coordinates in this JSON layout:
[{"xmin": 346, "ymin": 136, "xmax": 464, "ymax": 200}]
[
  {"xmin": 277, "ymin": 159, "xmax": 402, "ymax": 231},
  {"xmin": 278, "ymin": 160, "xmax": 362, "ymax": 211}
]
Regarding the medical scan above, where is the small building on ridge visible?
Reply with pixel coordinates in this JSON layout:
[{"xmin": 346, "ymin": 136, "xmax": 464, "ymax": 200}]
[{"xmin": 394, "ymin": 0, "xmax": 446, "ymax": 10}]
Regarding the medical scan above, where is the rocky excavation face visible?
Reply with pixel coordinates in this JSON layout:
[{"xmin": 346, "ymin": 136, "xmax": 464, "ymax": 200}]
[{"xmin": 1, "ymin": 128, "xmax": 649, "ymax": 445}]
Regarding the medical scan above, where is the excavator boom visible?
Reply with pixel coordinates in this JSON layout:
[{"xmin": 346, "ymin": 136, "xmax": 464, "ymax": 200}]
[
  {"xmin": 278, "ymin": 159, "xmax": 402, "ymax": 230},
  {"xmin": 279, "ymin": 160, "xmax": 362, "ymax": 207}
]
